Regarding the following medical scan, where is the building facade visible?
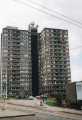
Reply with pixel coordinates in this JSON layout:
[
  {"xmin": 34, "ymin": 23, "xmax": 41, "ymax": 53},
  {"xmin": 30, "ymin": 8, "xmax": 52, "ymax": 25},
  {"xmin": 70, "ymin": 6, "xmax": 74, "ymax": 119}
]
[
  {"xmin": 28, "ymin": 23, "xmax": 39, "ymax": 96},
  {"xmin": 1, "ymin": 26, "xmax": 32, "ymax": 98},
  {"xmin": 38, "ymin": 28, "xmax": 71, "ymax": 98},
  {"xmin": 1, "ymin": 25, "xmax": 71, "ymax": 99}
]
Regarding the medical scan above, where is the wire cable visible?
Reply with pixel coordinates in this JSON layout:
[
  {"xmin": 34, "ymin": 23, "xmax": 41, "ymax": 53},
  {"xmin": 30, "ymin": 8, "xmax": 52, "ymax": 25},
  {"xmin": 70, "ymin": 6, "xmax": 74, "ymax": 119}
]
[
  {"xmin": 24, "ymin": 0, "xmax": 82, "ymax": 26},
  {"xmin": 10, "ymin": 0, "xmax": 82, "ymax": 52},
  {"xmin": 12, "ymin": 0, "xmax": 82, "ymax": 28}
]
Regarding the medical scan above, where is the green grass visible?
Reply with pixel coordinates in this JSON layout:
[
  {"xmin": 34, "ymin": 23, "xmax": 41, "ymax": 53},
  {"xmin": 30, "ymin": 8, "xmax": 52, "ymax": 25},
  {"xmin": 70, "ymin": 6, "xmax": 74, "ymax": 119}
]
[{"xmin": 46, "ymin": 99, "xmax": 57, "ymax": 106}]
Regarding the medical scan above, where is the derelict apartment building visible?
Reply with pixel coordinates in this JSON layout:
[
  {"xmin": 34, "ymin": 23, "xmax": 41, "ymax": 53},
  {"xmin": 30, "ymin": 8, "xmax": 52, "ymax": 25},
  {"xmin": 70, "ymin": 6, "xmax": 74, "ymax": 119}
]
[
  {"xmin": 38, "ymin": 28, "xmax": 71, "ymax": 98},
  {"xmin": 1, "ymin": 26, "xmax": 32, "ymax": 98},
  {"xmin": 0, "ymin": 24, "xmax": 71, "ymax": 98}
]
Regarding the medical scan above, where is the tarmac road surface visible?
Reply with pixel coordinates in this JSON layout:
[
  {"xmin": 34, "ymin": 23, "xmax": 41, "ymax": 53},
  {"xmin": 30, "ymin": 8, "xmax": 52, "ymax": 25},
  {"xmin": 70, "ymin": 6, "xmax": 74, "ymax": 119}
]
[{"xmin": 0, "ymin": 100, "xmax": 82, "ymax": 120}]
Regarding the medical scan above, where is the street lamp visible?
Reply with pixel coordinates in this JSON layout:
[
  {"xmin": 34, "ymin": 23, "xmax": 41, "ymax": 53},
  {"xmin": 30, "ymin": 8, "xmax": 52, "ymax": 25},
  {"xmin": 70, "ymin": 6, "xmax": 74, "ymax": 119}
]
[{"xmin": 2, "ymin": 82, "xmax": 6, "ymax": 110}]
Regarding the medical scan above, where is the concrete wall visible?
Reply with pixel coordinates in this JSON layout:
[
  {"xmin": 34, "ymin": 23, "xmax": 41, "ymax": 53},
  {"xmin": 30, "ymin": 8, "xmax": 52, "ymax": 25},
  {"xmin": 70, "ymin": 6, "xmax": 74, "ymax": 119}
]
[{"xmin": 76, "ymin": 82, "xmax": 82, "ymax": 100}]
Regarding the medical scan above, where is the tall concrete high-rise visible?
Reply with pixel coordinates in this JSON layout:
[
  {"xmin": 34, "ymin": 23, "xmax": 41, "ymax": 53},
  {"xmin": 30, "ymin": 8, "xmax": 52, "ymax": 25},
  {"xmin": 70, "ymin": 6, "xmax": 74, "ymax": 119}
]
[
  {"xmin": 38, "ymin": 28, "xmax": 71, "ymax": 98},
  {"xmin": 0, "ymin": 24, "xmax": 71, "ymax": 99},
  {"xmin": 1, "ymin": 26, "xmax": 32, "ymax": 98}
]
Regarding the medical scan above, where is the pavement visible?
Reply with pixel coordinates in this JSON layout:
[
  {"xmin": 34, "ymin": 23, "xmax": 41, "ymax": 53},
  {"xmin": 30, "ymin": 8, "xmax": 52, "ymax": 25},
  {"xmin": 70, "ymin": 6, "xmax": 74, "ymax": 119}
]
[
  {"xmin": 0, "ymin": 100, "xmax": 35, "ymax": 118},
  {"xmin": 0, "ymin": 99, "xmax": 82, "ymax": 120},
  {"xmin": 6, "ymin": 99, "xmax": 82, "ymax": 115},
  {"xmin": 0, "ymin": 109, "xmax": 35, "ymax": 118},
  {"xmin": 45, "ymin": 105, "xmax": 82, "ymax": 115}
]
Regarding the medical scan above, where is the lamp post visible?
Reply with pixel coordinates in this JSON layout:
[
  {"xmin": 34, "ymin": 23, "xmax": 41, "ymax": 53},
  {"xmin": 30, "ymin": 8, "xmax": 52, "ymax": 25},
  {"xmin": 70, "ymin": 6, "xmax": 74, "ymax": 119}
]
[{"xmin": 2, "ymin": 82, "xmax": 6, "ymax": 110}]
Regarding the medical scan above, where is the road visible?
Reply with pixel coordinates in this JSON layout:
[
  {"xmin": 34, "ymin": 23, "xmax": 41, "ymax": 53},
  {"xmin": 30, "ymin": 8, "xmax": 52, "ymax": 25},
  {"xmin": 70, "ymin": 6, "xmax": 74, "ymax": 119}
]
[
  {"xmin": 0, "ymin": 99, "xmax": 82, "ymax": 120},
  {"xmin": 0, "ymin": 112, "xmax": 75, "ymax": 120}
]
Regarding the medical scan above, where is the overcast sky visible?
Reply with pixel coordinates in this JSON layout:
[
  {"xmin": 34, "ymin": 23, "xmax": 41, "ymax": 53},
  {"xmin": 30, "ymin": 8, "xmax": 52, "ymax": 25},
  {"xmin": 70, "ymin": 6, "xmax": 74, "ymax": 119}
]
[{"xmin": 0, "ymin": 0, "xmax": 82, "ymax": 82}]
